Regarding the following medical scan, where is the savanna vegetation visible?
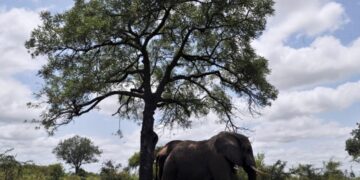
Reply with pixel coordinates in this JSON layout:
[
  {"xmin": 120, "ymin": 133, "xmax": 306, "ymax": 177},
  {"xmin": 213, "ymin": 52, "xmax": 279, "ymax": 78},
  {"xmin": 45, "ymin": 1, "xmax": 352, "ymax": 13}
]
[
  {"xmin": 237, "ymin": 154, "xmax": 360, "ymax": 180},
  {"xmin": 1, "ymin": 149, "xmax": 359, "ymax": 180},
  {"xmin": 2, "ymin": 125, "xmax": 360, "ymax": 179}
]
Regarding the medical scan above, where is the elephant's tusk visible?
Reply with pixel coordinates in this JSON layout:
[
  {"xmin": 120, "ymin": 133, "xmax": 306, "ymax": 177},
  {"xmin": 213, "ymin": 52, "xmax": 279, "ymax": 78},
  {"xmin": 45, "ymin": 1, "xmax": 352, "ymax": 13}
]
[{"xmin": 251, "ymin": 166, "xmax": 269, "ymax": 176}]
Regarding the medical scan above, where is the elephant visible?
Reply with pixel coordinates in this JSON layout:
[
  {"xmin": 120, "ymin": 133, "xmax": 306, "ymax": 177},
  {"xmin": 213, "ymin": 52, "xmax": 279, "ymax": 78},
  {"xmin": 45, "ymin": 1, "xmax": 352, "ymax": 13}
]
[
  {"xmin": 155, "ymin": 131, "xmax": 263, "ymax": 180},
  {"xmin": 155, "ymin": 140, "xmax": 183, "ymax": 180}
]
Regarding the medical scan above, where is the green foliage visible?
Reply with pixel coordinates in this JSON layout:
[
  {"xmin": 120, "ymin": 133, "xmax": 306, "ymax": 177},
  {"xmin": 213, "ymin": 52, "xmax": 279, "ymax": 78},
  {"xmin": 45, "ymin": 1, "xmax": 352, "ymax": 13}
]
[
  {"xmin": 267, "ymin": 160, "xmax": 292, "ymax": 180},
  {"xmin": 128, "ymin": 152, "xmax": 140, "ymax": 170},
  {"xmin": 346, "ymin": 123, "xmax": 360, "ymax": 163},
  {"xmin": 48, "ymin": 163, "xmax": 65, "ymax": 180},
  {"xmin": 241, "ymin": 154, "xmax": 290, "ymax": 180},
  {"xmin": 19, "ymin": 163, "xmax": 65, "ymax": 180},
  {"xmin": 255, "ymin": 153, "xmax": 267, "ymax": 168},
  {"xmin": 100, "ymin": 160, "xmax": 138, "ymax": 180},
  {"xmin": 0, "ymin": 151, "xmax": 67, "ymax": 180},
  {"xmin": 53, "ymin": 135, "xmax": 102, "ymax": 175},
  {"xmin": 116, "ymin": 172, "xmax": 138, "ymax": 180},
  {"xmin": 100, "ymin": 160, "xmax": 122, "ymax": 180},
  {"xmin": 62, "ymin": 174, "xmax": 100, "ymax": 180},
  {"xmin": 322, "ymin": 160, "xmax": 345, "ymax": 180},
  {"xmin": 236, "ymin": 154, "xmax": 360, "ymax": 180},
  {"xmin": 290, "ymin": 164, "xmax": 321, "ymax": 180},
  {"xmin": 0, "ymin": 149, "xmax": 22, "ymax": 180},
  {"xmin": 26, "ymin": 0, "xmax": 277, "ymax": 133}
]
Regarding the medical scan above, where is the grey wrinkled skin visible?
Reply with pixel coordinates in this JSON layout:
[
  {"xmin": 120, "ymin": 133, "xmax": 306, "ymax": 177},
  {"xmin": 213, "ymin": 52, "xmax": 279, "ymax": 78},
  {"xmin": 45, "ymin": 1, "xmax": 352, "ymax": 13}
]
[{"xmin": 156, "ymin": 131, "xmax": 257, "ymax": 180}]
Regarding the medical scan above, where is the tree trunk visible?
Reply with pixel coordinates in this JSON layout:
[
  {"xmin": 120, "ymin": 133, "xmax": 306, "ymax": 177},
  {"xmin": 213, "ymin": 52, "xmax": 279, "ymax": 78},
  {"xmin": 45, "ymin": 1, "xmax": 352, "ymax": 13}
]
[
  {"xmin": 139, "ymin": 101, "xmax": 159, "ymax": 180},
  {"xmin": 75, "ymin": 165, "xmax": 80, "ymax": 175}
]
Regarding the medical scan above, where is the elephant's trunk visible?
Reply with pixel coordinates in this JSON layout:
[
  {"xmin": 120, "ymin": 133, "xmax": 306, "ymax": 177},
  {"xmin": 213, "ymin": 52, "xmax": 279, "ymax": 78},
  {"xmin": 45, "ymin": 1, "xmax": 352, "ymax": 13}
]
[{"xmin": 244, "ymin": 165, "xmax": 257, "ymax": 180}]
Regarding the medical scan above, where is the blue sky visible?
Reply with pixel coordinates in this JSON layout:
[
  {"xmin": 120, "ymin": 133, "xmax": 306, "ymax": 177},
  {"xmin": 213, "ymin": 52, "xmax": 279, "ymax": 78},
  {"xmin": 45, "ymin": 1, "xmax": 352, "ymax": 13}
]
[{"xmin": 0, "ymin": 0, "xmax": 360, "ymax": 174}]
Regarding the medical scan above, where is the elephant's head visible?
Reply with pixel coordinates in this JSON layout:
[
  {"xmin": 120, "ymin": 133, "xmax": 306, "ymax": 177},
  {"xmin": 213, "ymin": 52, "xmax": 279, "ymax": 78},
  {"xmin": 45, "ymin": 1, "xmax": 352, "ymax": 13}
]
[{"xmin": 214, "ymin": 132, "xmax": 261, "ymax": 180}]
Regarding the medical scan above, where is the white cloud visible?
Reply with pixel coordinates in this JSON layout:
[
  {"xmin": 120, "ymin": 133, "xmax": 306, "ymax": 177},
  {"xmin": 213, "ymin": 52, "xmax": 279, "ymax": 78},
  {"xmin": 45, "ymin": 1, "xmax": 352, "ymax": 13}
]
[
  {"xmin": 253, "ymin": 116, "xmax": 350, "ymax": 143},
  {"xmin": 262, "ymin": 0, "xmax": 347, "ymax": 45},
  {"xmin": 0, "ymin": 8, "xmax": 43, "ymax": 123},
  {"xmin": 0, "ymin": 78, "xmax": 41, "ymax": 123},
  {"xmin": 264, "ymin": 80, "xmax": 360, "ymax": 120},
  {"xmin": 263, "ymin": 36, "xmax": 360, "ymax": 89},
  {"xmin": 0, "ymin": 8, "xmax": 43, "ymax": 76},
  {"xmin": 0, "ymin": 123, "xmax": 43, "ymax": 141},
  {"xmin": 258, "ymin": 138, "xmax": 355, "ymax": 169},
  {"xmin": 0, "ymin": 7, "xmax": 55, "ymax": 169},
  {"xmin": 98, "ymin": 95, "xmax": 120, "ymax": 116},
  {"xmin": 0, "ymin": 129, "xmax": 56, "ymax": 165},
  {"xmin": 253, "ymin": 0, "xmax": 359, "ymax": 90}
]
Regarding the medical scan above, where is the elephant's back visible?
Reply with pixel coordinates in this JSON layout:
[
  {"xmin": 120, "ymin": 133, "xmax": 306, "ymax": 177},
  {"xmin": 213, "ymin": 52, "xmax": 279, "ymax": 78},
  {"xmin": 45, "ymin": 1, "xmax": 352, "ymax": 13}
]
[{"xmin": 172, "ymin": 140, "xmax": 212, "ymax": 156}]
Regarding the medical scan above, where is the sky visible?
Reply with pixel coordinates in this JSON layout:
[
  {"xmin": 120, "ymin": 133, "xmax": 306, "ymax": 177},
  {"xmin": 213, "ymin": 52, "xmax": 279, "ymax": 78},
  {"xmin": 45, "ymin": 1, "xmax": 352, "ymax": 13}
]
[{"xmin": 0, "ymin": 0, "xmax": 360, "ymax": 174}]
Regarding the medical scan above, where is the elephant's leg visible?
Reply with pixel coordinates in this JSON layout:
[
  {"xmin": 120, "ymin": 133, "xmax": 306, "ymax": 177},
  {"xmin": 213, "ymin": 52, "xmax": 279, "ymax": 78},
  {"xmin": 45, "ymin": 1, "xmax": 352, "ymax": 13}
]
[{"xmin": 161, "ymin": 157, "xmax": 177, "ymax": 180}]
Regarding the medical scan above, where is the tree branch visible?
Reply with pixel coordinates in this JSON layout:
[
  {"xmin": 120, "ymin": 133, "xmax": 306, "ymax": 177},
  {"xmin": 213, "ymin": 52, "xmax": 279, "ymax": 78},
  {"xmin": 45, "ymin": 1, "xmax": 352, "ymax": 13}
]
[
  {"xmin": 77, "ymin": 91, "xmax": 143, "ymax": 108},
  {"xmin": 157, "ymin": 98, "xmax": 191, "ymax": 116},
  {"xmin": 144, "ymin": 7, "xmax": 172, "ymax": 47},
  {"xmin": 154, "ymin": 28, "xmax": 195, "ymax": 98},
  {"xmin": 56, "ymin": 38, "xmax": 141, "ymax": 54},
  {"xmin": 180, "ymin": 78, "xmax": 232, "ymax": 118},
  {"xmin": 170, "ymin": 71, "xmax": 220, "ymax": 82},
  {"xmin": 105, "ymin": 70, "xmax": 143, "ymax": 84}
]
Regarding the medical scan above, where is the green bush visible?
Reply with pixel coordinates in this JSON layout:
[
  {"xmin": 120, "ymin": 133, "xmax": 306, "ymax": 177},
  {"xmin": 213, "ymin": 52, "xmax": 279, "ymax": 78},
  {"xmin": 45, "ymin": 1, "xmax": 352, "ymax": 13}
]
[
  {"xmin": 0, "ymin": 149, "xmax": 22, "ymax": 180},
  {"xmin": 236, "ymin": 154, "xmax": 360, "ymax": 180},
  {"xmin": 100, "ymin": 160, "xmax": 138, "ymax": 180},
  {"xmin": 48, "ymin": 163, "xmax": 65, "ymax": 180}
]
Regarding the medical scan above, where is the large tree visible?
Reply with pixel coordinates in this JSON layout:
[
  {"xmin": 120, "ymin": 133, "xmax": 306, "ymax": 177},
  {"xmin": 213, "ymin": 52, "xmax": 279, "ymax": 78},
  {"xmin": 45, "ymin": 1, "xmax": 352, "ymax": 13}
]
[
  {"xmin": 53, "ymin": 135, "xmax": 102, "ymax": 174},
  {"xmin": 26, "ymin": 0, "xmax": 277, "ymax": 179}
]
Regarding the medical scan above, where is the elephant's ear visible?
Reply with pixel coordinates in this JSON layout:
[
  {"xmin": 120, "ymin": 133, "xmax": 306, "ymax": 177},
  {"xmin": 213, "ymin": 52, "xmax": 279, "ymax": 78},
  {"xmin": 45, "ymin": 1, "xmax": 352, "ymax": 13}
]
[{"xmin": 214, "ymin": 135, "xmax": 242, "ymax": 165}]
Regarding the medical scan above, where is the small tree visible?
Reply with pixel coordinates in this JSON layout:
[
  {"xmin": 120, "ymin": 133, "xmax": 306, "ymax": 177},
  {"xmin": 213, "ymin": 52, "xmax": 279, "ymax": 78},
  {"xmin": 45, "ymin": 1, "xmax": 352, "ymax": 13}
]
[
  {"xmin": 53, "ymin": 135, "xmax": 102, "ymax": 175},
  {"xmin": 100, "ymin": 160, "xmax": 122, "ymax": 180},
  {"xmin": 346, "ymin": 123, "xmax": 360, "ymax": 163},
  {"xmin": 322, "ymin": 159, "xmax": 345, "ymax": 180}
]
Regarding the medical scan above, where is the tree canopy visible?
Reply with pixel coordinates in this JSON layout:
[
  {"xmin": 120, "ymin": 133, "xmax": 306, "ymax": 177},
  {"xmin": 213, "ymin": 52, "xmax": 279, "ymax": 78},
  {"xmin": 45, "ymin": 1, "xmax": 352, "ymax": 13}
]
[
  {"xmin": 53, "ymin": 135, "xmax": 102, "ymax": 175},
  {"xmin": 26, "ymin": 0, "xmax": 277, "ymax": 179},
  {"xmin": 26, "ymin": 0, "xmax": 277, "ymax": 131},
  {"xmin": 346, "ymin": 123, "xmax": 360, "ymax": 163}
]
